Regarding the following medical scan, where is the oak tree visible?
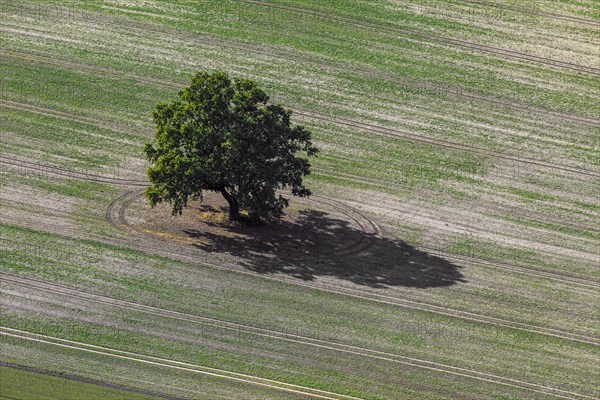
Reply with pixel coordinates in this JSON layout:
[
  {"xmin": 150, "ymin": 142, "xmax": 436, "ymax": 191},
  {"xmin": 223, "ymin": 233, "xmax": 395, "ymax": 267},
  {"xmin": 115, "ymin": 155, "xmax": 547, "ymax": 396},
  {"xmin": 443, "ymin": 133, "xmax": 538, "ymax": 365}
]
[{"xmin": 144, "ymin": 71, "xmax": 318, "ymax": 224}]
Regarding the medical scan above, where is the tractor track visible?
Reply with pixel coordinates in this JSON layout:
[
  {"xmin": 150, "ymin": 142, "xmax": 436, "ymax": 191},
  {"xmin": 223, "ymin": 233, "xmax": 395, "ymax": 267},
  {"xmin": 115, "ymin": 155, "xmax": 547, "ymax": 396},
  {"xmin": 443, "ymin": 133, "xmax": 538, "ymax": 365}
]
[
  {"xmin": 3, "ymin": 155, "xmax": 599, "ymax": 289},
  {"xmin": 328, "ymin": 189, "xmax": 599, "ymax": 264},
  {"xmin": 294, "ymin": 110, "xmax": 600, "ymax": 178},
  {"xmin": 2, "ymin": 52, "xmax": 598, "ymax": 178},
  {"xmin": 2, "ymin": 96, "xmax": 598, "ymax": 234},
  {"xmin": 0, "ymin": 99, "xmax": 135, "ymax": 135},
  {"xmin": 3, "ymin": 150, "xmax": 598, "ymax": 269},
  {"xmin": 314, "ymin": 167, "xmax": 600, "ymax": 234},
  {"xmin": 4, "ymin": 114, "xmax": 599, "ymax": 235},
  {"xmin": 2, "ymin": 206, "xmax": 599, "ymax": 346},
  {"xmin": 1, "ymin": 19, "xmax": 600, "ymax": 346},
  {"xmin": 1, "ymin": 274, "xmax": 595, "ymax": 400},
  {"xmin": 1, "ymin": 3, "xmax": 598, "ymax": 398},
  {"xmin": 3, "ymin": 97, "xmax": 598, "ymax": 191},
  {"xmin": 0, "ymin": 155, "xmax": 147, "ymax": 187},
  {"xmin": 2, "ymin": 104, "xmax": 598, "ymax": 235},
  {"xmin": 409, "ymin": 245, "xmax": 599, "ymax": 290},
  {"xmin": 108, "ymin": 188, "xmax": 380, "ymax": 259},
  {"xmin": 0, "ymin": 361, "xmax": 189, "ymax": 400},
  {"xmin": 5, "ymin": 192, "xmax": 599, "ymax": 292},
  {"xmin": 462, "ymin": 0, "xmax": 600, "ymax": 26},
  {"xmin": 112, "ymin": 191, "xmax": 600, "ymax": 292},
  {"xmin": 241, "ymin": 0, "xmax": 600, "ymax": 76},
  {"xmin": 2, "ymin": 42, "xmax": 599, "ymax": 128},
  {"xmin": 6, "ymin": 0, "xmax": 598, "ymax": 80},
  {"xmin": 0, "ymin": 327, "xmax": 361, "ymax": 400},
  {"xmin": 5, "ymin": 186, "xmax": 599, "ymax": 293}
]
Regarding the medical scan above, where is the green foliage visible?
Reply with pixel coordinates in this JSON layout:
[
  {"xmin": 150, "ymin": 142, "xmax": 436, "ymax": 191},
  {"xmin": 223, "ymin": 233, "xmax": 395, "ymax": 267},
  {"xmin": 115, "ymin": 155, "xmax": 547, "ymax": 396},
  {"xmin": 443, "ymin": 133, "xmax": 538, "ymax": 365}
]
[{"xmin": 144, "ymin": 71, "xmax": 318, "ymax": 223}]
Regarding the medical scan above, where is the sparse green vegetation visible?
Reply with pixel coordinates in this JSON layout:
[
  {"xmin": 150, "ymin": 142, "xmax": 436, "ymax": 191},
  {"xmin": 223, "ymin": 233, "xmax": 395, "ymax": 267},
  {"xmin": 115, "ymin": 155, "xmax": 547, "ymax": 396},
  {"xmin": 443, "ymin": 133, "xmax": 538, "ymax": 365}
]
[
  {"xmin": 1, "ymin": 0, "xmax": 598, "ymax": 398},
  {"xmin": 0, "ymin": 366, "xmax": 162, "ymax": 400}
]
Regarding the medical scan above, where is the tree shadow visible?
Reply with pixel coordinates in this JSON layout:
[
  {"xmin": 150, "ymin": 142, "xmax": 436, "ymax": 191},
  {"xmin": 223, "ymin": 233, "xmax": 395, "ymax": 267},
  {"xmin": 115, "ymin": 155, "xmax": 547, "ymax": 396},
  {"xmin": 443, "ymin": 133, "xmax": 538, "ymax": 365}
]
[{"xmin": 183, "ymin": 209, "xmax": 466, "ymax": 289}]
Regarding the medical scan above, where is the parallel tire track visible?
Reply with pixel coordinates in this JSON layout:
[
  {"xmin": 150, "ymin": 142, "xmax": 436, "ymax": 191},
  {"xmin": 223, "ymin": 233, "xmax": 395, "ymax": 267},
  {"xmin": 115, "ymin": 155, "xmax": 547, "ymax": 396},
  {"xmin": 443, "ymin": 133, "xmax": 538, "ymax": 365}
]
[
  {"xmin": 5, "ymin": 0, "xmax": 600, "ymax": 72},
  {"xmin": 461, "ymin": 0, "xmax": 600, "ymax": 26},
  {"xmin": 4, "ymin": 166, "xmax": 599, "ymax": 294},
  {"xmin": 3, "ymin": 201, "xmax": 599, "ymax": 346},
  {"xmin": 7, "ymin": 186, "xmax": 598, "ymax": 295},
  {"xmin": 3, "ymin": 155, "xmax": 599, "ymax": 290},
  {"xmin": 2, "ymin": 4, "xmax": 598, "ymax": 399},
  {"xmin": 0, "ymin": 361, "xmax": 188, "ymax": 400},
  {"xmin": 0, "ymin": 327, "xmax": 361, "ymax": 400},
  {"xmin": 0, "ymin": 155, "xmax": 147, "ymax": 187},
  {"xmin": 242, "ymin": 0, "xmax": 600, "ymax": 76},
  {"xmin": 0, "ymin": 99, "xmax": 135, "ymax": 134},
  {"xmin": 2, "ymin": 108, "xmax": 598, "ymax": 236},
  {"xmin": 3, "ymin": 34, "xmax": 598, "ymax": 126},
  {"xmin": 1, "ymin": 274, "xmax": 595, "ymax": 400},
  {"xmin": 8, "ymin": 0, "xmax": 596, "ymax": 77},
  {"xmin": 2, "ymin": 51, "xmax": 599, "ymax": 178},
  {"xmin": 294, "ymin": 110, "xmax": 600, "ymax": 178},
  {"xmin": 314, "ymin": 167, "xmax": 600, "ymax": 234},
  {"xmin": 8, "ymin": 96, "xmax": 600, "ymax": 242}
]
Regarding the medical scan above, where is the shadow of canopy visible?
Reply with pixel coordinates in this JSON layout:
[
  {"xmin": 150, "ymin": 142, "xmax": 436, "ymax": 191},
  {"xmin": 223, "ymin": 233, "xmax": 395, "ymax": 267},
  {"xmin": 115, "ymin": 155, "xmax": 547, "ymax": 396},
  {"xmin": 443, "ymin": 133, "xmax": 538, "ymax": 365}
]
[{"xmin": 184, "ymin": 208, "xmax": 465, "ymax": 289}]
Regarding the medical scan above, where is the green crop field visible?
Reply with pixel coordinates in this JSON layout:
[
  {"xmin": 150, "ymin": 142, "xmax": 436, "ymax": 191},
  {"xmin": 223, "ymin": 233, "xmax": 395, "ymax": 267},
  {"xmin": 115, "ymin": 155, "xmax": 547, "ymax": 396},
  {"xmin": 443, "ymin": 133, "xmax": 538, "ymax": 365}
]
[
  {"xmin": 1, "ymin": 0, "xmax": 598, "ymax": 399},
  {"xmin": 0, "ymin": 365, "xmax": 164, "ymax": 400}
]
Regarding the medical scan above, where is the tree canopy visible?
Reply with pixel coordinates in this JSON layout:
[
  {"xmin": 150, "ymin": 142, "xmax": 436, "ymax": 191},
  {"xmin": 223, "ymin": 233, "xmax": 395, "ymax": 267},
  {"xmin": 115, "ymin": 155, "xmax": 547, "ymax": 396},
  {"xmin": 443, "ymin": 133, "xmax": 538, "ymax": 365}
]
[{"xmin": 144, "ymin": 71, "xmax": 318, "ymax": 224}]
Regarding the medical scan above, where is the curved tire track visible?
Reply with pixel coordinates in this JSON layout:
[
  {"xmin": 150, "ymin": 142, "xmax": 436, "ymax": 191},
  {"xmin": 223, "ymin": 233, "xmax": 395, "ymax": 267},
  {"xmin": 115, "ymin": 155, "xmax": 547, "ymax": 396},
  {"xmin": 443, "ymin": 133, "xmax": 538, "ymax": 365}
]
[
  {"xmin": 3, "ymin": 156, "xmax": 599, "ymax": 290},
  {"xmin": 314, "ymin": 166, "xmax": 600, "ymax": 234},
  {"xmin": 107, "ymin": 183, "xmax": 600, "ymax": 292},
  {"xmin": 2, "ymin": 203, "xmax": 599, "ymax": 346},
  {"xmin": 107, "ymin": 190, "xmax": 380, "ymax": 259}
]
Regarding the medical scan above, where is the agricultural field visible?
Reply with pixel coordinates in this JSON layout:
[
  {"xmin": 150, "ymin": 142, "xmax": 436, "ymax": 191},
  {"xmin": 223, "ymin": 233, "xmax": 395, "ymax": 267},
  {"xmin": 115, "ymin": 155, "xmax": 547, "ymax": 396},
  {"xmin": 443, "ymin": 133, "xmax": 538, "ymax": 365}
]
[{"xmin": 0, "ymin": 0, "xmax": 598, "ymax": 399}]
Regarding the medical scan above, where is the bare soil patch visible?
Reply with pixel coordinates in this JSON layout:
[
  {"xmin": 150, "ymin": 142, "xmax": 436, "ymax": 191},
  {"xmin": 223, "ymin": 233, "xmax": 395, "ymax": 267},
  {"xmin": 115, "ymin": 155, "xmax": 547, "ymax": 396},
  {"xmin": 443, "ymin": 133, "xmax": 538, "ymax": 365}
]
[
  {"xmin": 125, "ymin": 191, "xmax": 368, "ymax": 262},
  {"xmin": 119, "ymin": 191, "xmax": 465, "ymax": 288}
]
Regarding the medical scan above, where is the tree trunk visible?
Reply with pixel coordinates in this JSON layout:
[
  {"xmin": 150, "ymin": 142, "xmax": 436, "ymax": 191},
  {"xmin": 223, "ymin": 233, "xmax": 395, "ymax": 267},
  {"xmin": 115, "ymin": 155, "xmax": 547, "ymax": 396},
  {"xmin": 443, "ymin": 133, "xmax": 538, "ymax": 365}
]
[{"xmin": 219, "ymin": 187, "xmax": 240, "ymax": 221}]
